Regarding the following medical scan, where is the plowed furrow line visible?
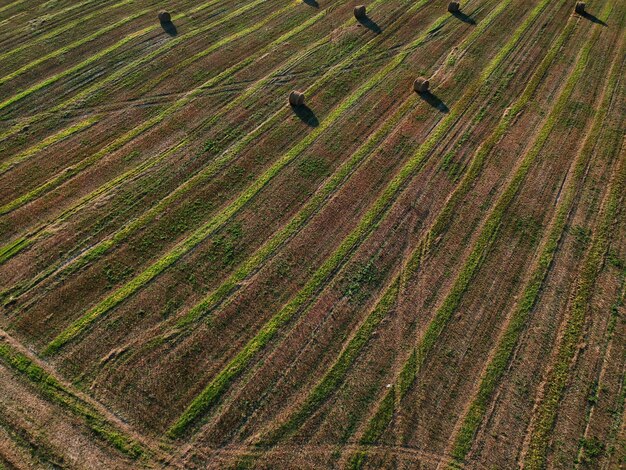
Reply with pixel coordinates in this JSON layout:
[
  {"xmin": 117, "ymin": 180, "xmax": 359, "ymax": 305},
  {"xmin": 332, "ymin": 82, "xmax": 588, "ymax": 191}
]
[
  {"xmin": 445, "ymin": 13, "xmax": 624, "ymax": 466},
  {"xmin": 345, "ymin": 7, "xmax": 602, "ymax": 467},
  {"xmin": 522, "ymin": 107, "xmax": 626, "ymax": 469},
  {"xmin": 166, "ymin": 0, "xmax": 559, "ymax": 439},
  {"xmin": 41, "ymin": 0, "xmax": 463, "ymax": 358}
]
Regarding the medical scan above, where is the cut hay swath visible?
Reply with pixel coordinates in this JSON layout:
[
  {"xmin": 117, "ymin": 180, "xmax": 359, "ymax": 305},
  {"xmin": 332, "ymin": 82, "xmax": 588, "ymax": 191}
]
[
  {"xmin": 166, "ymin": 0, "xmax": 560, "ymax": 439},
  {"xmin": 447, "ymin": 8, "xmax": 622, "ymax": 464},
  {"xmin": 0, "ymin": 0, "xmax": 430, "ymax": 310},
  {"xmin": 42, "ymin": 0, "xmax": 456, "ymax": 358}
]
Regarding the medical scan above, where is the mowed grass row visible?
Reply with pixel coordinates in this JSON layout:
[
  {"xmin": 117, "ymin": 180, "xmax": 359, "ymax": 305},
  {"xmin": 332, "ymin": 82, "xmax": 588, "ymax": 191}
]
[
  {"xmin": 166, "ymin": 0, "xmax": 560, "ymax": 439},
  {"xmin": 252, "ymin": 0, "xmax": 582, "ymax": 449},
  {"xmin": 166, "ymin": 0, "xmax": 509, "ymax": 339},
  {"xmin": 0, "ymin": 0, "xmax": 127, "ymax": 66},
  {"xmin": 0, "ymin": 0, "xmax": 431, "ymax": 306},
  {"xmin": 523, "ymin": 52, "xmax": 626, "ymax": 470},
  {"xmin": 0, "ymin": 5, "xmax": 150, "ymax": 90},
  {"xmin": 0, "ymin": 0, "xmax": 325, "ymax": 215},
  {"xmin": 0, "ymin": 339, "xmax": 148, "ymax": 461},
  {"xmin": 345, "ymin": 3, "xmax": 598, "ymax": 466},
  {"xmin": 41, "ymin": 0, "xmax": 465, "ymax": 358},
  {"xmin": 448, "ymin": 12, "xmax": 624, "ymax": 465},
  {"xmin": 0, "ymin": 0, "xmax": 269, "ymax": 124},
  {"xmin": 0, "ymin": 117, "xmax": 99, "ymax": 175},
  {"xmin": 0, "ymin": 0, "xmax": 429, "ymax": 313}
]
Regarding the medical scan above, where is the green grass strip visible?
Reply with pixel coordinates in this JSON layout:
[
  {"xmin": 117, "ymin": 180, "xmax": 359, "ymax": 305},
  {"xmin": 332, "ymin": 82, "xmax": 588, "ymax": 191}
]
[
  {"xmin": 0, "ymin": 116, "xmax": 99, "ymax": 175},
  {"xmin": 42, "ymin": 1, "xmax": 448, "ymax": 357},
  {"xmin": 0, "ymin": 237, "xmax": 31, "ymax": 265},
  {"xmin": 172, "ymin": 0, "xmax": 505, "ymax": 332},
  {"xmin": 261, "ymin": 279, "xmax": 400, "ymax": 445},
  {"xmin": 449, "ymin": 11, "xmax": 622, "ymax": 464},
  {"xmin": 348, "ymin": 0, "xmax": 583, "ymax": 463},
  {"xmin": 0, "ymin": 10, "xmax": 147, "ymax": 88},
  {"xmin": 167, "ymin": 0, "xmax": 550, "ymax": 438},
  {"xmin": 0, "ymin": 341, "xmax": 145, "ymax": 459},
  {"xmin": 0, "ymin": 0, "xmax": 121, "ymax": 60},
  {"xmin": 0, "ymin": 0, "xmax": 270, "ymax": 114},
  {"xmin": 0, "ymin": 0, "xmax": 27, "ymax": 16},
  {"xmin": 524, "ymin": 73, "xmax": 626, "ymax": 470},
  {"xmin": 0, "ymin": 0, "xmax": 339, "ymax": 267}
]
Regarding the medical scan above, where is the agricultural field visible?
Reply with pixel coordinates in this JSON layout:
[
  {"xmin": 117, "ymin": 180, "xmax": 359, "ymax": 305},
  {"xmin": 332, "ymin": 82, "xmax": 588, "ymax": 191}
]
[{"xmin": 0, "ymin": 0, "xmax": 624, "ymax": 467}]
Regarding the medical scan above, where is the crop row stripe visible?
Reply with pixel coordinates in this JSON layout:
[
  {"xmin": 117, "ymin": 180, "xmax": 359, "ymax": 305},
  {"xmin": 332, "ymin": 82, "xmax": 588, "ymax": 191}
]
[
  {"xmin": 0, "ymin": 0, "xmax": 121, "ymax": 63},
  {"xmin": 448, "ymin": 5, "xmax": 624, "ymax": 464},
  {"xmin": 166, "ymin": 0, "xmax": 557, "ymax": 439},
  {"xmin": 0, "ymin": 117, "xmax": 99, "ymax": 175},
  {"xmin": 345, "ymin": 0, "xmax": 591, "ymax": 466},
  {"xmin": 523, "ymin": 36, "xmax": 626, "ymax": 470},
  {"xmin": 0, "ymin": 338, "xmax": 148, "ymax": 460},
  {"xmin": 258, "ymin": 0, "xmax": 579, "ymax": 451},
  {"xmin": 42, "ymin": 0, "xmax": 459, "ymax": 359},
  {"xmin": 0, "ymin": 0, "xmax": 282, "ymax": 115},
  {"xmin": 0, "ymin": 0, "xmax": 412, "ymax": 300},
  {"xmin": 0, "ymin": 8, "xmax": 148, "ymax": 89}
]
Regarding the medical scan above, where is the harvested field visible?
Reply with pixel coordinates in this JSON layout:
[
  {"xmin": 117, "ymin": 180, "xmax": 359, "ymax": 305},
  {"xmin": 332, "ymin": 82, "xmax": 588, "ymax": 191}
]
[{"xmin": 0, "ymin": 0, "xmax": 624, "ymax": 468}]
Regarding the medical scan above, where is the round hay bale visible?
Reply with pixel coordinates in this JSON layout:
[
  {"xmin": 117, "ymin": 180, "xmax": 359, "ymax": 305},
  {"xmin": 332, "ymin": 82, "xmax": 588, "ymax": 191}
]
[
  {"xmin": 289, "ymin": 90, "xmax": 305, "ymax": 107},
  {"xmin": 354, "ymin": 5, "xmax": 367, "ymax": 19},
  {"xmin": 158, "ymin": 10, "xmax": 171, "ymax": 22},
  {"xmin": 575, "ymin": 1, "xmax": 585, "ymax": 14},
  {"xmin": 413, "ymin": 77, "xmax": 430, "ymax": 93},
  {"xmin": 448, "ymin": 1, "xmax": 460, "ymax": 13}
]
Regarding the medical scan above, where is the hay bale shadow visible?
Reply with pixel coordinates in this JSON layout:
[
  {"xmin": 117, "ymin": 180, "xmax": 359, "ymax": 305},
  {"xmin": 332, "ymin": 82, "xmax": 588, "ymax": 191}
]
[
  {"xmin": 291, "ymin": 104, "xmax": 319, "ymax": 127},
  {"xmin": 452, "ymin": 10, "xmax": 476, "ymax": 24},
  {"xmin": 357, "ymin": 16, "xmax": 382, "ymax": 34},
  {"xmin": 419, "ymin": 91, "xmax": 449, "ymax": 113},
  {"xmin": 161, "ymin": 20, "xmax": 178, "ymax": 36},
  {"xmin": 302, "ymin": 0, "xmax": 319, "ymax": 7},
  {"xmin": 581, "ymin": 11, "xmax": 607, "ymax": 25}
]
